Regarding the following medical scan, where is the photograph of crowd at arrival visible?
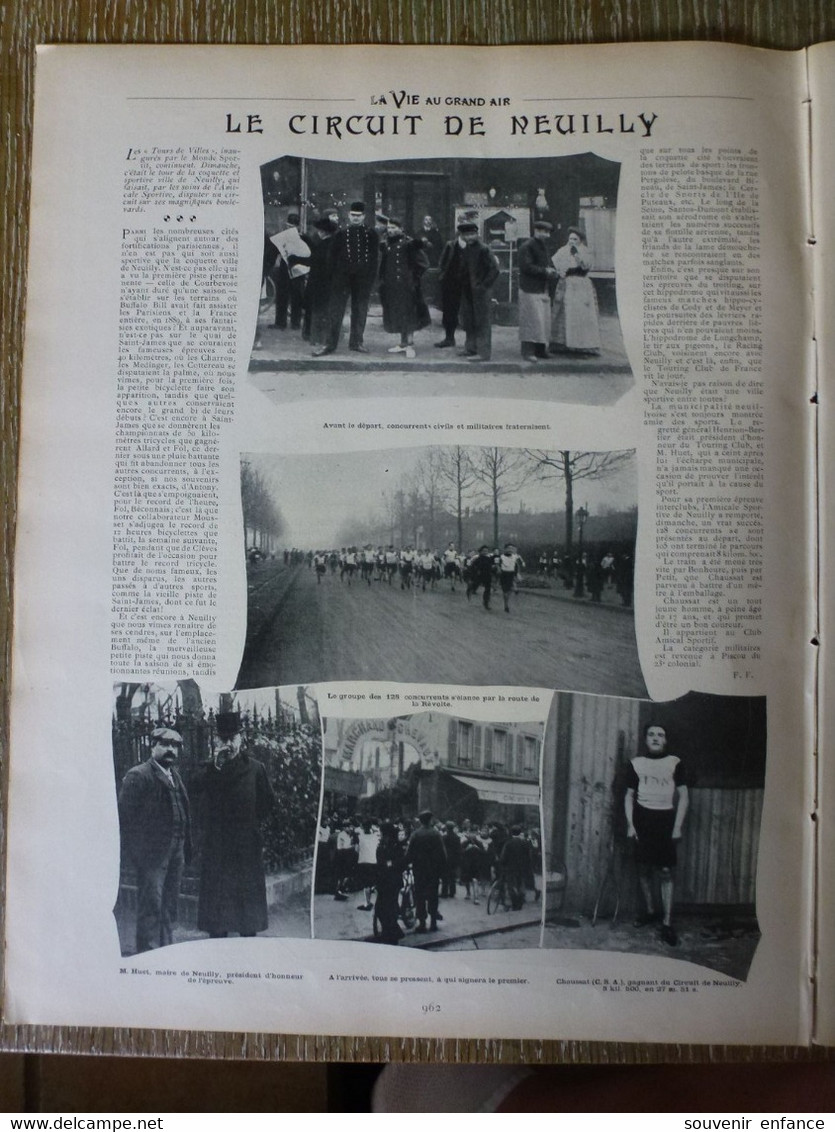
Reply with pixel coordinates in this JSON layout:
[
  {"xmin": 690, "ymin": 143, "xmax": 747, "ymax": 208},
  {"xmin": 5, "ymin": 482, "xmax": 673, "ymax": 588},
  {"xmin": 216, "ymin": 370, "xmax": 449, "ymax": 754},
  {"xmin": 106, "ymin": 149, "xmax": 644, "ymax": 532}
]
[
  {"xmin": 235, "ymin": 445, "xmax": 646, "ymax": 696},
  {"xmin": 314, "ymin": 712, "xmax": 544, "ymax": 950},
  {"xmin": 250, "ymin": 154, "xmax": 632, "ymax": 404},
  {"xmin": 112, "ymin": 680, "xmax": 321, "ymax": 956},
  {"xmin": 540, "ymin": 690, "xmax": 765, "ymax": 981}
]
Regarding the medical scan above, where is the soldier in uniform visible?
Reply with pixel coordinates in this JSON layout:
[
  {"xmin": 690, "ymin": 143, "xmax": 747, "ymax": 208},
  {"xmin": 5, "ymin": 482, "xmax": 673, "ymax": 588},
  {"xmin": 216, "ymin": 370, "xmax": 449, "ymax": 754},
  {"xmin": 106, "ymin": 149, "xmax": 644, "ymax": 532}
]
[{"xmin": 315, "ymin": 200, "xmax": 380, "ymax": 357}]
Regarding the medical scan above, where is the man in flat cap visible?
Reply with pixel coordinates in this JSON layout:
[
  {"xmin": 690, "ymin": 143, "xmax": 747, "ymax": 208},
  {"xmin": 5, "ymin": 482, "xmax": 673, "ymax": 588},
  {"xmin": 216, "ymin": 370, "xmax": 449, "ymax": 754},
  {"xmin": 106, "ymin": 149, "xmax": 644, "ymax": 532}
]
[
  {"xmin": 457, "ymin": 221, "xmax": 501, "ymax": 363},
  {"xmin": 195, "ymin": 711, "xmax": 275, "ymax": 939},
  {"xmin": 518, "ymin": 220, "xmax": 557, "ymax": 362},
  {"xmin": 315, "ymin": 200, "xmax": 380, "ymax": 357},
  {"xmin": 118, "ymin": 727, "xmax": 192, "ymax": 954},
  {"xmin": 406, "ymin": 810, "xmax": 447, "ymax": 933}
]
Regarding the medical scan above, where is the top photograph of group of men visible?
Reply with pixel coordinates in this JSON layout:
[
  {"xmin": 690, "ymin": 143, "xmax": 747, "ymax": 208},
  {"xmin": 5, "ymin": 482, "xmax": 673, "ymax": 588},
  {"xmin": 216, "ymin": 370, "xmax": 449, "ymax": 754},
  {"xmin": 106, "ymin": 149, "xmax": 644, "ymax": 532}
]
[{"xmin": 250, "ymin": 154, "xmax": 633, "ymax": 405}]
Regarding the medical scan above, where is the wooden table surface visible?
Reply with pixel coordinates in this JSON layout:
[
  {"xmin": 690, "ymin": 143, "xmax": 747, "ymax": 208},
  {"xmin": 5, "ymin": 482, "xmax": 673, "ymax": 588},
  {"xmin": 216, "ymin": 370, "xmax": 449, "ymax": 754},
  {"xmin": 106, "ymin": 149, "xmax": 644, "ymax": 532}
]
[{"xmin": 1, "ymin": 0, "xmax": 834, "ymax": 1076}]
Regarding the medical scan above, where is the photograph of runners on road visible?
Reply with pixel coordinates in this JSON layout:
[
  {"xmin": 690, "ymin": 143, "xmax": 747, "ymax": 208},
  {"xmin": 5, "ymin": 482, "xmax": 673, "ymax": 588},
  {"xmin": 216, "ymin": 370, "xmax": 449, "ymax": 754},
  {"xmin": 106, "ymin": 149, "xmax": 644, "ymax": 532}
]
[{"xmin": 236, "ymin": 445, "xmax": 644, "ymax": 696}]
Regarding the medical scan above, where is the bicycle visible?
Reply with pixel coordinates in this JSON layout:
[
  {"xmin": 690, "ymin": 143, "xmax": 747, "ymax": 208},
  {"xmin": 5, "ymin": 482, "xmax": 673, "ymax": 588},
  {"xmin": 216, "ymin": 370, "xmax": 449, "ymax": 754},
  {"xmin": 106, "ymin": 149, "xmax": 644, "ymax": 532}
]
[
  {"xmin": 373, "ymin": 864, "xmax": 417, "ymax": 937},
  {"xmin": 486, "ymin": 875, "xmax": 514, "ymax": 914}
]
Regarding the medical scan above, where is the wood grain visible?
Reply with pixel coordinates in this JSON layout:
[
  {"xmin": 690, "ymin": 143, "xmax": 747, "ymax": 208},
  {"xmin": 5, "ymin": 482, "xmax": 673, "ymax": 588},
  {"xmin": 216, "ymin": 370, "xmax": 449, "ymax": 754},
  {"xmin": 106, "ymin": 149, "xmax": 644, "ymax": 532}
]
[{"xmin": 2, "ymin": 0, "xmax": 834, "ymax": 1064}]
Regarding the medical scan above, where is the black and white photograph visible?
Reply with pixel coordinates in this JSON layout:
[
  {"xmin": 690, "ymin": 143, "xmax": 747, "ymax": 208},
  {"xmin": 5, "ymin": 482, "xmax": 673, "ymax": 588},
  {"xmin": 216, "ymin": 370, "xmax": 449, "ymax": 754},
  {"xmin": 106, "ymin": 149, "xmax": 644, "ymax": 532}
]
[
  {"xmin": 251, "ymin": 154, "xmax": 632, "ymax": 404},
  {"xmin": 538, "ymin": 690, "xmax": 765, "ymax": 980},
  {"xmin": 112, "ymin": 680, "xmax": 322, "ymax": 956},
  {"xmin": 313, "ymin": 711, "xmax": 544, "ymax": 950},
  {"xmin": 236, "ymin": 444, "xmax": 645, "ymax": 696}
]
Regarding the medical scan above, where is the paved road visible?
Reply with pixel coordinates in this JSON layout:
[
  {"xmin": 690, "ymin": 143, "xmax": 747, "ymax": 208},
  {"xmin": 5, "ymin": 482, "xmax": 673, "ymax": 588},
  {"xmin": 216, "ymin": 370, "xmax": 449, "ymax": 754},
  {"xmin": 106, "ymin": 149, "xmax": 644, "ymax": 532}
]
[
  {"xmin": 314, "ymin": 884, "xmax": 541, "ymax": 951},
  {"xmin": 250, "ymin": 304, "xmax": 633, "ymax": 408},
  {"xmin": 252, "ymin": 303, "xmax": 630, "ymax": 373},
  {"xmin": 236, "ymin": 564, "xmax": 646, "ymax": 696},
  {"xmin": 115, "ymin": 886, "xmax": 312, "ymax": 957}
]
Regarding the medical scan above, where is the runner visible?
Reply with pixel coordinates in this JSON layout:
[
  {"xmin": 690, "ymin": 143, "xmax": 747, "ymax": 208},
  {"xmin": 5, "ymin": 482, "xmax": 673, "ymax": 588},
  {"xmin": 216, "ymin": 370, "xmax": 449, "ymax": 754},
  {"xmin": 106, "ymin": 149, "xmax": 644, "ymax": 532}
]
[
  {"xmin": 313, "ymin": 550, "xmax": 327, "ymax": 583},
  {"xmin": 498, "ymin": 542, "xmax": 525, "ymax": 613}
]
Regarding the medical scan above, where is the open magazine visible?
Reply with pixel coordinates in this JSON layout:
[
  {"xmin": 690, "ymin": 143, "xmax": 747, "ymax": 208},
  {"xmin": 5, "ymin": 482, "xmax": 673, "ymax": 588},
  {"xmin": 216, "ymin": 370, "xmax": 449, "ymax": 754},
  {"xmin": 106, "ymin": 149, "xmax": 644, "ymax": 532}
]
[{"xmin": 6, "ymin": 41, "xmax": 833, "ymax": 1047}]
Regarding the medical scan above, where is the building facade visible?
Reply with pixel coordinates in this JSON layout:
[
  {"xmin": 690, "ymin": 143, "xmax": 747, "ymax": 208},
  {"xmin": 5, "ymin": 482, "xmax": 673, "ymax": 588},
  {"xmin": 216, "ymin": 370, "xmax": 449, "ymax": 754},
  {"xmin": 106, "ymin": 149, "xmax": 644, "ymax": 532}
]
[
  {"xmin": 322, "ymin": 711, "xmax": 543, "ymax": 827},
  {"xmin": 261, "ymin": 154, "xmax": 620, "ymax": 321}
]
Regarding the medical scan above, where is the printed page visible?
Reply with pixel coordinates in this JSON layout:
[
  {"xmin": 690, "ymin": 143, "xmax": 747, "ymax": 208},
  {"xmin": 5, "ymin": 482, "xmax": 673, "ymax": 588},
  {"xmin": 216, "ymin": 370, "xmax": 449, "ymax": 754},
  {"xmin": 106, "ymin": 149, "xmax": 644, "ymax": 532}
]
[
  {"xmin": 808, "ymin": 39, "xmax": 834, "ymax": 1045},
  {"xmin": 6, "ymin": 42, "xmax": 814, "ymax": 1044}
]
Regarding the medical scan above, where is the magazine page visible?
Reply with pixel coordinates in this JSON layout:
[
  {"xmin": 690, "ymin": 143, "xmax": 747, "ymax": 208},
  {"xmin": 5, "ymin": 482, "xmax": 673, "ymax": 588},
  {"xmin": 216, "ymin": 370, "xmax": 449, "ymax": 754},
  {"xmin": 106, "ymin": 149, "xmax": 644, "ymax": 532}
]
[
  {"xmin": 6, "ymin": 42, "xmax": 814, "ymax": 1044},
  {"xmin": 808, "ymin": 39, "xmax": 835, "ymax": 1046}
]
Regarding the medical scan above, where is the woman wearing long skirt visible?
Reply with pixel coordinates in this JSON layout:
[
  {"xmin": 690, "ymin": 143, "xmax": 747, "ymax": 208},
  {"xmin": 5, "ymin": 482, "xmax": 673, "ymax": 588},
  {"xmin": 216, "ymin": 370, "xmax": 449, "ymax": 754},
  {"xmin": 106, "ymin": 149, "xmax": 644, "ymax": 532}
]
[{"xmin": 550, "ymin": 227, "xmax": 601, "ymax": 354}]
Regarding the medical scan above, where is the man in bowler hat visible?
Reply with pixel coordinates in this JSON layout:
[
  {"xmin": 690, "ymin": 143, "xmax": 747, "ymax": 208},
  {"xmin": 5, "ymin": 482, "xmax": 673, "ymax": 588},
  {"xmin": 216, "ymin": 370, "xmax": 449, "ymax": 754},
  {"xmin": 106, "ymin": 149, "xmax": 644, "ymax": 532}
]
[{"xmin": 196, "ymin": 711, "xmax": 275, "ymax": 938}]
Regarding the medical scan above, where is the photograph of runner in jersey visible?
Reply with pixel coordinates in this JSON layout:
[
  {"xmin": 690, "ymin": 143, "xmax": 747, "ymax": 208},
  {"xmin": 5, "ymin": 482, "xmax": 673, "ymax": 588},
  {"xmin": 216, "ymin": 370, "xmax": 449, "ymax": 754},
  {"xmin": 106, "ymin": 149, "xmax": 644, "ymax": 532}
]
[
  {"xmin": 540, "ymin": 690, "xmax": 765, "ymax": 981},
  {"xmin": 236, "ymin": 445, "xmax": 644, "ymax": 695}
]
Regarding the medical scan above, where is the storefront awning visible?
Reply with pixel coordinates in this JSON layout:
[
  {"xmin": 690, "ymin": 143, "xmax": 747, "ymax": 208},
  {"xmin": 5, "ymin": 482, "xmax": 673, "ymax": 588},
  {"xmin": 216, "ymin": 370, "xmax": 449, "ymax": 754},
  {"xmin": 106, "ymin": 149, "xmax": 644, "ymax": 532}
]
[{"xmin": 450, "ymin": 774, "xmax": 540, "ymax": 806}]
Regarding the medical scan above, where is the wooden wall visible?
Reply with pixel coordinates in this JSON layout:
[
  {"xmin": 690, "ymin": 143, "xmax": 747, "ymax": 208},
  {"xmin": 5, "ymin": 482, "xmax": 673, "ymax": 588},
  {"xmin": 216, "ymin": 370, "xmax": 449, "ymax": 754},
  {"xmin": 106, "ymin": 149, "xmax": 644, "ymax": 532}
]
[{"xmin": 545, "ymin": 693, "xmax": 763, "ymax": 913}]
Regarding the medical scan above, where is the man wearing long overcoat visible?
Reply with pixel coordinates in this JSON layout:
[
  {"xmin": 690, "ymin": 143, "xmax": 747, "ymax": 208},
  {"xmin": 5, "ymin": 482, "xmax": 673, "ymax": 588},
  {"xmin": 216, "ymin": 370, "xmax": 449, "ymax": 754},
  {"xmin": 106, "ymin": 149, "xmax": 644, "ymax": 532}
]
[
  {"xmin": 435, "ymin": 232, "xmax": 466, "ymax": 348},
  {"xmin": 118, "ymin": 727, "xmax": 192, "ymax": 954},
  {"xmin": 457, "ymin": 221, "xmax": 500, "ymax": 362},
  {"xmin": 379, "ymin": 218, "xmax": 430, "ymax": 357},
  {"xmin": 406, "ymin": 810, "xmax": 447, "ymax": 933},
  {"xmin": 196, "ymin": 712, "xmax": 276, "ymax": 938}
]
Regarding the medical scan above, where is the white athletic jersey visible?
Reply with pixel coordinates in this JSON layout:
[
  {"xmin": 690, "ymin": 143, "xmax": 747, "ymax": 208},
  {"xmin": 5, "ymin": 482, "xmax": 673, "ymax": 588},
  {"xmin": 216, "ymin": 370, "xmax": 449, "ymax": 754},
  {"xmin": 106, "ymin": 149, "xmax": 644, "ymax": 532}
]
[
  {"xmin": 627, "ymin": 754, "xmax": 685, "ymax": 811},
  {"xmin": 500, "ymin": 552, "xmax": 523, "ymax": 574},
  {"xmin": 443, "ymin": 547, "xmax": 457, "ymax": 563},
  {"xmin": 357, "ymin": 829, "xmax": 380, "ymax": 865}
]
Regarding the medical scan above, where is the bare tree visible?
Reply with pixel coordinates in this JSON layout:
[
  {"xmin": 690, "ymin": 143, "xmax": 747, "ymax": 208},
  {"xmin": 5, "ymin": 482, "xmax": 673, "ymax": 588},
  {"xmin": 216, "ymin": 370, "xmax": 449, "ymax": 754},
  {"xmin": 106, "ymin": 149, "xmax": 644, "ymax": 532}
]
[
  {"xmin": 380, "ymin": 488, "xmax": 399, "ymax": 545},
  {"xmin": 470, "ymin": 447, "xmax": 533, "ymax": 547},
  {"xmin": 436, "ymin": 446, "xmax": 476, "ymax": 549},
  {"xmin": 404, "ymin": 474, "xmax": 424, "ymax": 545},
  {"xmin": 414, "ymin": 448, "xmax": 447, "ymax": 548},
  {"xmin": 240, "ymin": 460, "xmax": 285, "ymax": 552},
  {"xmin": 296, "ymin": 685, "xmax": 310, "ymax": 726},
  {"xmin": 523, "ymin": 449, "xmax": 635, "ymax": 553}
]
